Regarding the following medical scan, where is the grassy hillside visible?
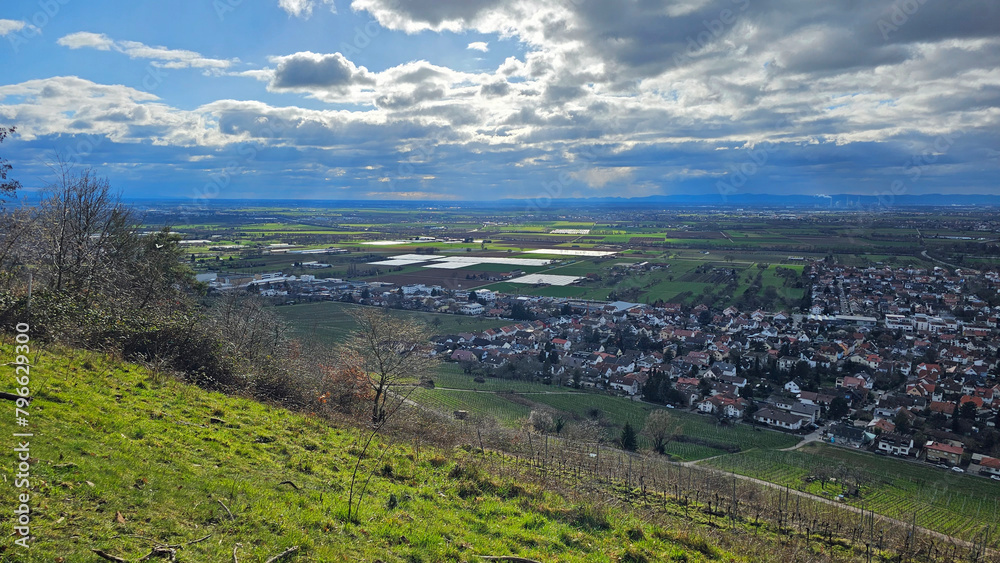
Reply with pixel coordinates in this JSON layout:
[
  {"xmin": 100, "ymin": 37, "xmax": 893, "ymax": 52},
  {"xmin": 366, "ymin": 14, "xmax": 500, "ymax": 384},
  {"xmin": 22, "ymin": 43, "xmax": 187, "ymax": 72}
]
[{"xmin": 0, "ymin": 341, "xmax": 745, "ymax": 562}]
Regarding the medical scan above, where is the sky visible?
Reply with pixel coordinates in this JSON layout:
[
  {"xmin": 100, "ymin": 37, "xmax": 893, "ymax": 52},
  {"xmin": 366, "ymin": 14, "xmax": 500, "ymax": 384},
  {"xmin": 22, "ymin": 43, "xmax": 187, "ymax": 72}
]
[{"xmin": 0, "ymin": 0, "xmax": 998, "ymax": 202}]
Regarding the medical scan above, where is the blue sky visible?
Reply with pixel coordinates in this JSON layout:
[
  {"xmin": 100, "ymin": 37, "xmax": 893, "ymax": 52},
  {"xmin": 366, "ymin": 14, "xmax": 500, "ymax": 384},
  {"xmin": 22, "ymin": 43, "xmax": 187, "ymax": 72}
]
[{"xmin": 1, "ymin": 0, "xmax": 998, "ymax": 201}]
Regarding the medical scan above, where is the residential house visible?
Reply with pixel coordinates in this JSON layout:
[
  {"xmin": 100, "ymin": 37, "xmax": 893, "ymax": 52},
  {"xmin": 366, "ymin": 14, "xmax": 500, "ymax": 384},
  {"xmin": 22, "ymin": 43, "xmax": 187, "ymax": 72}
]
[
  {"xmin": 876, "ymin": 433, "xmax": 915, "ymax": 456},
  {"xmin": 790, "ymin": 402, "xmax": 821, "ymax": 424},
  {"xmin": 754, "ymin": 407, "xmax": 808, "ymax": 430},
  {"xmin": 972, "ymin": 454, "xmax": 1000, "ymax": 477},
  {"xmin": 924, "ymin": 441, "xmax": 964, "ymax": 465},
  {"xmin": 828, "ymin": 423, "xmax": 868, "ymax": 447}
]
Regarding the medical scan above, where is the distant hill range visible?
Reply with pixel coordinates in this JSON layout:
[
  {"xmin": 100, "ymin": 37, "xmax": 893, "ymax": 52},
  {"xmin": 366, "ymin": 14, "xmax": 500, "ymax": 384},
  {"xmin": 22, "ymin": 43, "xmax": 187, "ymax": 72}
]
[
  {"xmin": 501, "ymin": 193, "xmax": 1000, "ymax": 208},
  {"xmin": 117, "ymin": 193, "xmax": 1000, "ymax": 209}
]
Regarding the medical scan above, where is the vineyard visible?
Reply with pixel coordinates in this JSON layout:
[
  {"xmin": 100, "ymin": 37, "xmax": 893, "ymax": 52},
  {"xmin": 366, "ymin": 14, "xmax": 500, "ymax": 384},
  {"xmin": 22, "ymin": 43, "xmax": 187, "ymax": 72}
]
[
  {"xmin": 462, "ymin": 425, "xmax": 1000, "ymax": 561},
  {"xmin": 409, "ymin": 387, "xmax": 533, "ymax": 425},
  {"xmin": 413, "ymin": 370, "xmax": 800, "ymax": 457},
  {"xmin": 703, "ymin": 443, "xmax": 1000, "ymax": 542}
]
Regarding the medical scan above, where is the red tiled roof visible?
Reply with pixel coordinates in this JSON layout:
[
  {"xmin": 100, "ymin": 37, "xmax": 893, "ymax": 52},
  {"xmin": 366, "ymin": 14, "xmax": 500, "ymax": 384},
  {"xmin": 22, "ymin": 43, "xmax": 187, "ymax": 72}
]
[{"xmin": 926, "ymin": 442, "xmax": 964, "ymax": 455}]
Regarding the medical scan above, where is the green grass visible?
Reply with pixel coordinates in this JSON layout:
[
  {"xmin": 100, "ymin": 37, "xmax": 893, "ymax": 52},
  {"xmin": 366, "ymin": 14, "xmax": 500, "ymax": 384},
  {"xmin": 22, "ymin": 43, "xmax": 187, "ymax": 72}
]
[
  {"xmin": 412, "ymin": 369, "xmax": 798, "ymax": 459},
  {"xmin": 276, "ymin": 302, "xmax": 511, "ymax": 343},
  {"xmin": 431, "ymin": 365, "xmax": 584, "ymax": 393},
  {"xmin": 703, "ymin": 443, "xmax": 1000, "ymax": 543},
  {"xmin": 0, "ymin": 341, "xmax": 743, "ymax": 562}
]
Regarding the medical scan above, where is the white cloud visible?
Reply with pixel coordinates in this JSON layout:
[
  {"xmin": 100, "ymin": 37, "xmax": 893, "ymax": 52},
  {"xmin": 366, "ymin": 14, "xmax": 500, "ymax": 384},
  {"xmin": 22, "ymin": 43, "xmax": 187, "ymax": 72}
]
[
  {"xmin": 58, "ymin": 32, "xmax": 114, "ymax": 50},
  {"xmin": 57, "ymin": 32, "xmax": 237, "ymax": 70},
  {"xmin": 0, "ymin": 19, "xmax": 38, "ymax": 37},
  {"xmin": 269, "ymin": 51, "xmax": 375, "ymax": 91},
  {"xmin": 571, "ymin": 167, "xmax": 634, "ymax": 188},
  {"xmin": 8, "ymin": 1, "xmax": 1000, "ymax": 199},
  {"xmin": 279, "ymin": 0, "xmax": 337, "ymax": 18}
]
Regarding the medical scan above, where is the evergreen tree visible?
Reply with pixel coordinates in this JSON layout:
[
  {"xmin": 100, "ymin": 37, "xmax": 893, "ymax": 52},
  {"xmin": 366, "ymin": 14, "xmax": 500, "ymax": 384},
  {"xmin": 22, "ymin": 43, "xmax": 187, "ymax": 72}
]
[{"xmin": 619, "ymin": 422, "xmax": 638, "ymax": 452}]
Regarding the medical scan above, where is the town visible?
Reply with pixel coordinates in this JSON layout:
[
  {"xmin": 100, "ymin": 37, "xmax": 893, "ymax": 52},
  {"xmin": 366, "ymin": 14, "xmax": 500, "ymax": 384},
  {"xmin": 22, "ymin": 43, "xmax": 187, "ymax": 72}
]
[{"xmin": 201, "ymin": 243, "xmax": 1000, "ymax": 481}]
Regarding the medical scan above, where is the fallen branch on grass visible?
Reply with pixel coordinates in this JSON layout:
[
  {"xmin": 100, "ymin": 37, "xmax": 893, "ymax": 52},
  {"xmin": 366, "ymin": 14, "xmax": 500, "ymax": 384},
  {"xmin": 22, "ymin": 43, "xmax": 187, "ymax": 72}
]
[
  {"xmin": 137, "ymin": 546, "xmax": 176, "ymax": 561},
  {"xmin": 92, "ymin": 550, "xmax": 128, "ymax": 563},
  {"xmin": 217, "ymin": 498, "xmax": 235, "ymax": 520},
  {"xmin": 91, "ymin": 533, "xmax": 212, "ymax": 562},
  {"xmin": 476, "ymin": 557, "xmax": 543, "ymax": 563},
  {"xmin": 277, "ymin": 480, "xmax": 300, "ymax": 490},
  {"xmin": 264, "ymin": 545, "xmax": 300, "ymax": 563}
]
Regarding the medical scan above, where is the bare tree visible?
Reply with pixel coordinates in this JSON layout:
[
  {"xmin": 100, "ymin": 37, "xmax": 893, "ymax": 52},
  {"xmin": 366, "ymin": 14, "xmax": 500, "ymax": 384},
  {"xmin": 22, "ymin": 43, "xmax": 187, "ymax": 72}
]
[
  {"xmin": 342, "ymin": 307, "xmax": 435, "ymax": 427},
  {"xmin": 341, "ymin": 307, "xmax": 437, "ymax": 521},
  {"xmin": 641, "ymin": 409, "xmax": 681, "ymax": 454},
  {"xmin": 211, "ymin": 292, "xmax": 286, "ymax": 370},
  {"xmin": 31, "ymin": 166, "xmax": 137, "ymax": 298},
  {"xmin": 0, "ymin": 205, "xmax": 30, "ymax": 273},
  {"xmin": 0, "ymin": 126, "xmax": 20, "ymax": 198}
]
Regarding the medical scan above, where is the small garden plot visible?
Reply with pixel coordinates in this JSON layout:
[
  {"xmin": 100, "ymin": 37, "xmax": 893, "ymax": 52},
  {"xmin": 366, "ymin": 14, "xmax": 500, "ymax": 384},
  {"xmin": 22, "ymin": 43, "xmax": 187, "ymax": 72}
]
[{"xmin": 508, "ymin": 274, "xmax": 583, "ymax": 286}]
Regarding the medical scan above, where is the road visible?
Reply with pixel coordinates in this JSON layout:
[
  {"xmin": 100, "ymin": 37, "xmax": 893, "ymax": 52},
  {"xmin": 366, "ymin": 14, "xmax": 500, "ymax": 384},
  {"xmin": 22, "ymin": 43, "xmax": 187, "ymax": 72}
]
[{"xmin": 921, "ymin": 250, "xmax": 980, "ymax": 273}]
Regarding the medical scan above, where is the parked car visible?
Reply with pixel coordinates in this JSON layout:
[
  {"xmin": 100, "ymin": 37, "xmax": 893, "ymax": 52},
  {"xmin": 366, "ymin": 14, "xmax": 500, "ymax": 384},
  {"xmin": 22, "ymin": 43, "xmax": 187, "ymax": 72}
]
[
  {"xmin": 950, "ymin": 467, "xmax": 964, "ymax": 473},
  {"xmin": 991, "ymin": 475, "xmax": 1000, "ymax": 481}
]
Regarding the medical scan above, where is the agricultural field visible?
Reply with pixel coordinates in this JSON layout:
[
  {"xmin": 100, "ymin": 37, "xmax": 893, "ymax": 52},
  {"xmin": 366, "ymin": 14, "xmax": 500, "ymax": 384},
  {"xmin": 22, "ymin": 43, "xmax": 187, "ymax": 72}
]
[
  {"xmin": 164, "ymin": 203, "xmax": 998, "ymax": 311},
  {"xmin": 409, "ymin": 368, "xmax": 800, "ymax": 461},
  {"xmin": 276, "ymin": 302, "xmax": 510, "ymax": 343},
  {"xmin": 703, "ymin": 443, "xmax": 1000, "ymax": 542}
]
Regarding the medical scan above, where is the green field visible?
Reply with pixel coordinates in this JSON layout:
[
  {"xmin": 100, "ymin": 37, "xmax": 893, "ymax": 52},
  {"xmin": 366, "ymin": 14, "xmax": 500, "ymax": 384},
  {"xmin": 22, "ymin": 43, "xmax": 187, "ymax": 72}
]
[
  {"xmin": 704, "ymin": 443, "xmax": 1000, "ymax": 542},
  {"xmin": 411, "ymin": 369, "xmax": 800, "ymax": 461},
  {"xmin": 276, "ymin": 302, "xmax": 511, "ymax": 343}
]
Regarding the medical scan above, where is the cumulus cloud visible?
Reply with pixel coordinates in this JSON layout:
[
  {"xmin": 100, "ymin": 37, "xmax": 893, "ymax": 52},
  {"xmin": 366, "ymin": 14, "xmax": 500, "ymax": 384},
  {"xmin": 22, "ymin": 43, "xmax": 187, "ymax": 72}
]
[
  {"xmin": 57, "ymin": 31, "xmax": 114, "ymax": 50},
  {"xmin": 57, "ymin": 32, "xmax": 236, "ymax": 70},
  {"xmin": 6, "ymin": 2, "xmax": 999, "ymax": 199},
  {"xmin": 0, "ymin": 19, "xmax": 38, "ymax": 37},
  {"xmin": 349, "ymin": 0, "xmax": 506, "ymax": 33},
  {"xmin": 270, "ymin": 51, "xmax": 375, "ymax": 90},
  {"xmin": 571, "ymin": 167, "xmax": 634, "ymax": 188},
  {"xmin": 279, "ymin": 0, "xmax": 337, "ymax": 18}
]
